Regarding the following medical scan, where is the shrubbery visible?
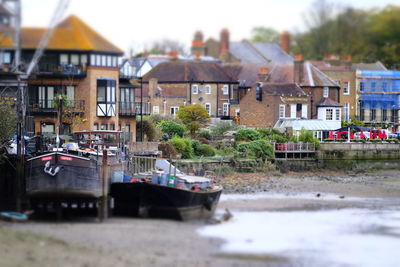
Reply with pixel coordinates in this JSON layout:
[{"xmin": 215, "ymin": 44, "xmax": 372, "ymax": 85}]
[
  {"xmin": 210, "ymin": 121, "xmax": 236, "ymax": 136},
  {"xmin": 197, "ymin": 130, "xmax": 211, "ymax": 140},
  {"xmin": 171, "ymin": 136, "xmax": 193, "ymax": 158},
  {"xmin": 236, "ymin": 140, "xmax": 274, "ymax": 159},
  {"xmin": 235, "ymin": 128, "xmax": 261, "ymax": 141},
  {"xmin": 192, "ymin": 139, "xmax": 216, "ymax": 157},
  {"xmin": 157, "ymin": 120, "xmax": 185, "ymax": 139}
]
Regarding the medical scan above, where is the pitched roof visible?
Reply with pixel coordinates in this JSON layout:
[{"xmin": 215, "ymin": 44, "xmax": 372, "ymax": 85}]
[
  {"xmin": 302, "ymin": 61, "xmax": 339, "ymax": 87},
  {"xmin": 0, "ymin": 4, "xmax": 11, "ymax": 15},
  {"xmin": 317, "ymin": 98, "xmax": 342, "ymax": 107},
  {"xmin": 143, "ymin": 61, "xmax": 236, "ymax": 83},
  {"xmin": 274, "ymin": 118, "xmax": 335, "ymax": 131},
  {"xmin": 0, "ymin": 15, "xmax": 123, "ymax": 54},
  {"xmin": 262, "ymin": 83, "xmax": 306, "ymax": 96},
  {"xmin": 223, "ymin": 62, "xmax": 294, "ymax": 88},
  {"xmin": 351, "ymin": 61, "xmax": 387, "ymax": 71},
  {"xmin": 310, "ymin": 61, "xmax": 350, "ymax": 71},
  {"xmin": 229, "ymin": 41, "xmax": 293, "ymax": 63}
]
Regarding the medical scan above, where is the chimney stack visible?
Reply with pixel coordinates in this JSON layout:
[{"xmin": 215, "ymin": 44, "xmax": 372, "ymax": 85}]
[
  {"xmin": 294, "ymin": 54, "xmax": 304, "ymax": 84},
  {"xmin": 257, "ymin": 68, "xmax": 270, "ymax": 82},
  {"xmin": 191, "ymin": 30, "xmax": 206, "ymax": 56},
  {"xmin": 220, "ymin": 28, "xmax": 230, "ymax": 61},
  {"xmin": 280, "ymin": 31, "xmax": 290, "ymax": 54}
]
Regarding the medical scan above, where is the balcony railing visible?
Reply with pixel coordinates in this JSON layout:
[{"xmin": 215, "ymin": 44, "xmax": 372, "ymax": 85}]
[
  {"xmin": 36, "ymin": 64, "xmax": 87, "ymax": 77},
  {"xmin": 118, "ymin": 102, "xmax": 151, "ymax": 116},
  {"xmin": 28, "ymin": 99, "xmax": 85, "ymax": 113}
]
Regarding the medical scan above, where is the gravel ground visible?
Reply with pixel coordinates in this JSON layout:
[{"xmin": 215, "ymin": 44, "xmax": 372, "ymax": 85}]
[{"xmin": 2, "ymin": 169, "xmax": 400, "ymax": 267}]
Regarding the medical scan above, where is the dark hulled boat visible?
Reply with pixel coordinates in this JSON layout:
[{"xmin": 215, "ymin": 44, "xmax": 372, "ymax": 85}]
[
  {"xmin": 25, "ymin": 152, "xmax": 101, "ymax": 200},
  {"xmin": 111, "ymin": 172, "xmax": 222, "ymax": 221}
]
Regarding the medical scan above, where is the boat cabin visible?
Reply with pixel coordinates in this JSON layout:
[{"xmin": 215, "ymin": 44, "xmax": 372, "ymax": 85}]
[{"xmin": 73, "ymin": 130, "xmax": 124, "ymax": 150}]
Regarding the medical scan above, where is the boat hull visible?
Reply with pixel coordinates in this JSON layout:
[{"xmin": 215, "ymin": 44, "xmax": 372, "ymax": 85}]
[
  {"xmin": 110, "ymin": 182, "xmax": 222, "ymax": 220},
  {"xmin": 25, "ymin": 152, "xmax": 102, "ymax": 200}
]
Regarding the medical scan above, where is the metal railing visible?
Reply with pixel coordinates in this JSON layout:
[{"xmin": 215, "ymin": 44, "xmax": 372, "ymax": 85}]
[
  {"xmin": 130, "ymin": 142, "xmax": 159, "ymax": 153},
  {"xmin": 127, "ymin": 155, "xmax": 157, "ymax": 174},
  {"xmin": 28, "ymin": 99, "xmax": 85, "ymax": 113},
  {"xmin": 118, "ymin": 102, "xmax": 151, "ymax": 116},
  {"xmin": 352, "ymin": 115, "xmax": 399, "ymax": 124},
  {"xmin": 275, "ymin": 143, "xmax": 316, "ymax": 152},
  {"xmin": 36, "ymin": 63, "xmax": 87, "ymax": 76}
]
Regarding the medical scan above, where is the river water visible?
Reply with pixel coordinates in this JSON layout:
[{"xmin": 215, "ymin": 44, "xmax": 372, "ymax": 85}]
[{"xmin": 199, "ymin": 194, "xmax": 400, "ymax": 267}]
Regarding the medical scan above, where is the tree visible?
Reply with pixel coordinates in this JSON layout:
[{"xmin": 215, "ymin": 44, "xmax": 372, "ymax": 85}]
[
  {"xmin": 176, "ymin": 104, "xmax": 210, "ymax": 137},
  {"xmin": 250, "ymin": 27, "xmax": 280, "ymax": 43},
  {"xmin": 0, "ymin": 100, "xmax": 17, "ymax": 143},
  {"xmin": 157, "ymin": 120, "xmax": 185, "ymax": 139}
]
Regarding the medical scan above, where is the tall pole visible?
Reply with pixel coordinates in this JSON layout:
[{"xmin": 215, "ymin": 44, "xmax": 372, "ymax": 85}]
[{"xmin": 140, "ymin": 77, "xmax": 143, "ymax": 142}]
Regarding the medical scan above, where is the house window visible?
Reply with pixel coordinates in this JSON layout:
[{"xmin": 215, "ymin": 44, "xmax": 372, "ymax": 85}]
[
  {"xmin": 153, "ymin": 105, "xmax": 160, "ymax": 114},
  {"xmin": 192, "ymin": 84, "xmax": 198, "ymax": 94},
  {"xmin": 382, "ymin": 82, "xmax": 388, "ymax": 91},
  {"xmin": 170, "ymin": 106, "xmax": 179, "ymax": 116},
  {"xmin": 60, "ymin": 54, "xmax": 68, "ymax": 65},
  {"xmin": 323, "ymin": 87, "xmax": 329, "ymax": 98},
  {"xmin": 125, "ymin": 124, "xmax": 131, "ymax": 132},
  {"xmin": 101, "ymin": 55, "xmax": 106, "ymax": 66},
  {"xmin": 71, "ymin": 54, "xmax": 79, "ymax": 65},
  {"xmin": 360, "ymin": 81, "xmax": 365, "ymax": 91},
  {"xmin": 223, "ymin": 103, "xmax": 230, "ymax": 116},
  {"xmin": 97, "ymin": 79, "xmax": 116, "ymax": 117},
  {"xmin": 205, "ymin": 85, "xmax": 211, "ymax": 94},
  {"xmin": 90, "ymin": 54, "xmax": 95, "ymax": 66},
  {"xmin": 326, "ymin": 109, "xmax": 333, "ymax": 120},
  {"xmin": 38, "ymin": 86, "xmax": 54, "ymax": 108},
  {"xmin": 101, "ymin": 123, "xmax": 108, "ymax": 130},
  {"xmin": 1, "ymin": 52, "xmax": 11, "ymax": 64},
  {"xmin": 343, "ymin": 103, "xmax": 350, "ymax": 121},
  {"xmin": 81, "ymin": 54, "xmax": 88, "ymax": 65},
  {"xmin": 205, "ymin": 103, "xmax": 211, "ymax": 115},
  {"xmin": 96, "ymin": 55, "xmax": 101, "ymax": 66},
  {"xmin": 370, "ymin": 109, "xmax": 376, "ymax": 121},
  {"xmin": 222, "ymin": 85, "xmax": 229, "ymax": 95},
  {"xmin": 279, "ymin": 105, "xmax": 285, "ymax": 118},
  {"xmin": 118, "ymin": 124, "xmax": 121, "ymax": 131},
  {"xmin": 371, "ymin": 82, "xmax": 376, "ymax": 91},
  {"xmin": 110, "ymin": 123, "xmax": 115, "ymax": 130},
  {"xmin": 112, "ymin": 56, "xmax": 117, "ymax": 67},
  {"xmin": 93, "ymin": 123, "xmax": 99, "ymax": 130},
  {"xmin": 107, "ymin": 56, "xmax": 112, "ymax": 67},
  {"xmin": 382, "ymin": 109, "xmax": 388, "ymax": 121},
  {"xmin": 335, "ymin": 108, "xmax": 340, "ymax": 120},
  {"xmin": 343, "ymin": 81, "xmax": 350, "ymax": 95}
]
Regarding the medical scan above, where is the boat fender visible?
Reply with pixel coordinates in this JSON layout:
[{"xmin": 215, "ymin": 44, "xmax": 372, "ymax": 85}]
[{"xmin": 204, "ymin": 196, "xmax": 214, "ymax": 211}]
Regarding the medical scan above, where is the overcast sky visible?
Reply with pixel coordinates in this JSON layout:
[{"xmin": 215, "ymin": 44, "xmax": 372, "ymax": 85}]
[{"xmin": 21, "ymin": 0, "xmax": 397, "ymax": 55}]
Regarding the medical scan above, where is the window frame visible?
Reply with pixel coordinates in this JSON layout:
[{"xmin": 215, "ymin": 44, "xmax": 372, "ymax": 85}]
[
  {"xmin": 192, "ymin": 84, "xmax": 199, "ymax": 94},
  {"xmin": 326, "ymin": 108, "xmax": 333, "ymax": 120},
  {"xmin": 323, "ymin": 87, "xmax": 329, "ymax": 98},
  {"xmin": 222, "ymin": 85, "xmax": 229, "ymax": 95},
  {"xmin": 205, "ymin": 103, "xmax": 211, "ymax": 115},
  {"xmin": 205, "ymin": 85, "xmax": 211, "ymax": 94},
  {"xmin": 279, "ymin": 105, "xmax": 285, "ymax": 118},
  {"xmin": 343, "ymin": 81, "xmax": 350, "ymax": 95}
]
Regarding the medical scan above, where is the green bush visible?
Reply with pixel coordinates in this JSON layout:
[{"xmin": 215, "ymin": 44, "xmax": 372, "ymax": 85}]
[
  {"xmin": 157, "ymin": 120, "xmax": 185, "ymax": 139},
  {"xmin": 217, "ymin": 147, "xmax": 237, "ymax": 156},
  {"xmin": 197, "ymin": 144, "xmax": 216, "ymax": 157},
  {"xmin": 297, "ymin": 129, "xmax": 320, "ymax": 148},
  {"xmin": 171, "ymin": 136, "xmax": 193, "ymax": 158},
  {"xmin": 197, "ymin": 130, "xmax": 211, "ymax": 140},
  {"xmin": 256, "ymin": 128, "xmax": 281, "ymax": 138},
  {"xmin": 235, "ymin": 128, "xmax": 261, "ymax": 141},
  {"xmin": 192, "ymin": 139, "xmax": 202, "ymax": 155},
  {"xmin": 266, "ymin": 133, "xmax": 289, "ymax": 143},
  {"xmin": 236, "ymin": 140, "xmax": 274, "ymax": 159}
]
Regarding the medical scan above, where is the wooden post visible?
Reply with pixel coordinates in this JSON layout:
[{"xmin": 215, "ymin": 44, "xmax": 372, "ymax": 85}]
[{"xmin": 99, "ymin": 149, "xmax": 109, "ymax": 221}]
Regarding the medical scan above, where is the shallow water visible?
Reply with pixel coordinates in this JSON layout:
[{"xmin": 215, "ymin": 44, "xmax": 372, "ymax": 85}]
[{"xmin": 199, "ymin": 195, "xmax": 400, "ymax": 267}]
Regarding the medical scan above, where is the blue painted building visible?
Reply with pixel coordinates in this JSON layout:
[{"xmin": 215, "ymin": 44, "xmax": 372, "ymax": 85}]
[{"xmin": 356, "ymin": 70, "xmax": 400, "ymax": 128}]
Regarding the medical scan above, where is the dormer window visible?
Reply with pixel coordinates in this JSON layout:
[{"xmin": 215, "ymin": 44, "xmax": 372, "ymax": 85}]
[
  {"xmin": 60, "ymin": 54, "xmax": 68, "ymax": 65},
  {"xmin": 323, "ymin": 87, "xmax": 329, "ymax": 98},
  {"xmin": 192, "ymin": 84, "xmax": 199, "ymax": 94}
]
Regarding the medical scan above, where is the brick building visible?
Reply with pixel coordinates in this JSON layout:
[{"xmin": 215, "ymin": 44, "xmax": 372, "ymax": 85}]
[
  {"xmin": 0, "ymin": 15, "xmax": 138, "ymax": 140},
  {"xmin": 141, "ymin": 61, "xmax": 239, "ymax": 119}
]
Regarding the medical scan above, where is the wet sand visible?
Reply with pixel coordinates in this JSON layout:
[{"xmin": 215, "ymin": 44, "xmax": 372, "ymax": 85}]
[{"xmin": 2, "ymin": 169, "xmax": 400, "ymax": 267}]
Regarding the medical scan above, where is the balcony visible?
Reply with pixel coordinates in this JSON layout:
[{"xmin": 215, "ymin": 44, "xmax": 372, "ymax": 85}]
[
  {"xmin": 352, "ymin": 115, "xmax": 399, "ymax": 124},
  {"xmin": 28, "ymin": 99, "xmax": 85, "ymax": 114},
  {"xmin": 118, "ymin": 102, "xmax": 151, "ymax": 116},
  {"xmin": 35, "ymin": 64, "xmax": 87, "ymax": 78}
]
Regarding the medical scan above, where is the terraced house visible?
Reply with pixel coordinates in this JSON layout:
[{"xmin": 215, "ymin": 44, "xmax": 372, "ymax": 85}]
[
  {"xmin": 0, "ymin": 15, "xmax": 138, "ymax": 140},
  {"xmin": 141, "ymin": 61, "xmax": 239, "ymax": 120}
]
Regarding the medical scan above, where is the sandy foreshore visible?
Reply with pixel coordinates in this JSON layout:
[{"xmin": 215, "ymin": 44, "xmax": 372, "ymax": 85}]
[{"xmin": 2, "ymin": 169, "xmax": 400, "ymax": 267}]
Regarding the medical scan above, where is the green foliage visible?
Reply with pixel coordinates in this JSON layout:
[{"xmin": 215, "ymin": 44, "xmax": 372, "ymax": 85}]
[
  {"xmin": 250, "ymin": 27, "xmax": 280, "ymax": 43},
  {"xmin": 217, "ymin": 147, "xmax": 237, "ymax": 156},
  {"xmin": 266, "ymin": 134, "xmax": 289, "ymax": 143},
  {"xmin": 298, "ymin": 129, "xmax": 320, "ymax": 148},
  {"xmin": 293, "ymin": 2, "xmax": 400, "ymax": 68},
  {"xmin": 177, "ymin": 105, "xmax": 210, "ymax": 137},
  {"xmin": 136, "ymin": 120, "xmax": 157, "ymax": 141},
  {"xmin": 236, "ymin": 140, "xmax": 274, "ymax": 159},
  {"xmin": 256, "ymin": 128, "xmax": 281, "ymax": 138},
  {"xmin": 157, "ymin": 120, "xmax": 185, "ymax": 139},
  {"xmin": 210, "ymin": 121, "xmax": 236, "ymax": 136},
  {"xmin": 197, "ymin": 130, "xmax": 211, "ymax": 140},
  {"xmin": 342, "ymin": 120, "xmax": 365, "ymax": 127},
  {"xmin": 0, "ymin": 101, "xmax": 17, "ymax": 143},
  {"xmin": 171, "ymin": 136, "xmax": 194, "ymax": 159},
  {"xmin": 192, "ymin": 139, "xmax": 216, "ymax": 157},
  {"xmin": 235, "ymin": 128, "xmax": 261, "ymax": 141}
]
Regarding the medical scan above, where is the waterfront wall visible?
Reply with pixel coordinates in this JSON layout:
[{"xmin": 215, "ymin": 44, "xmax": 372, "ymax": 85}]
[{"xmin": 318, "ymin": 143, "xmax": 400, "ymax": 160}]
